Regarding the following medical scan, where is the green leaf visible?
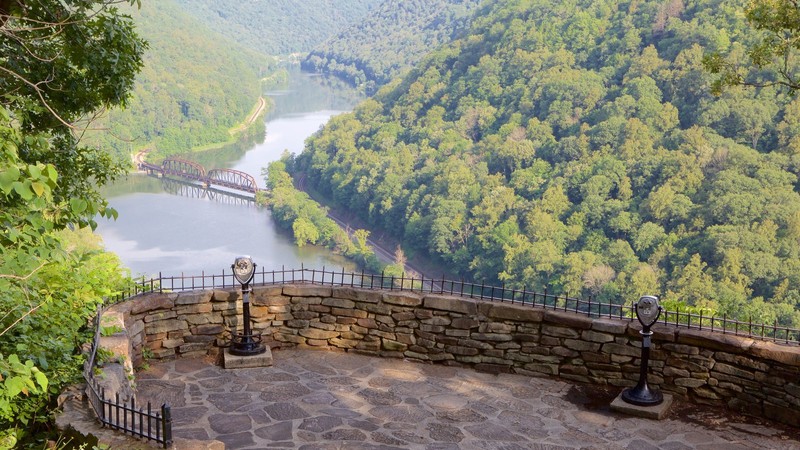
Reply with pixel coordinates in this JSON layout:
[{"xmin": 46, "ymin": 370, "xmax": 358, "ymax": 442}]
[
  {"xmin": 44, "ymin": 165, "xmax": 58, "ymax": 184},
  {"xmin": 30, "ymin": 182, "xmax": 45, "ymax": 197},
  {"xmin": 33, "ymin": 370, "xmax": 48, "ymax": 392},
  {"xmin": 70, "ymin": 198, "xmax": 88, "ymax": 214},
  {"xmin": 0, "ymin": 166, "xmax": 20, "ymax": 194},
  {"xmin": 12, "ymin": 181, "xmax": 33, "ymax": 200},
  {"xmin": 27, "ymin": 165, "xmax": 41, "ymax": 179}
]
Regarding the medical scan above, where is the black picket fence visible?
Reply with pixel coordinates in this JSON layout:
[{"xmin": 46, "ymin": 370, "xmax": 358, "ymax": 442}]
[
  {"xmin": 84, "ymin": 309, "xmax": 172, "ymax": 448},
  {"xmin": 109, "ymin": 266, "xmax": 800, "ymax": 345}
]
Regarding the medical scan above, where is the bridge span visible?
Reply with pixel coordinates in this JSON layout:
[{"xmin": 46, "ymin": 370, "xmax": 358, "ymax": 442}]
[{"xmin": 139, "ymin": 158, "xmax": 267, "ymax": 195}]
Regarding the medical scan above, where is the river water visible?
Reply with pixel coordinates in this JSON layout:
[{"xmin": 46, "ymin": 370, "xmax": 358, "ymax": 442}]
[{"xmin": 95, "ymin": 72, "xmax": 362, "ymax": 278}]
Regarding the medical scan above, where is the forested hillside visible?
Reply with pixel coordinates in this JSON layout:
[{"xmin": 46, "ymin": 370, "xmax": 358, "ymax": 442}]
[
  {"xmin": 173, "ymin": 0, "xmax": 381, "ymax": 55},
  {"xmin": 303, "ymin": 0, "xmax": 481, "ymax": 94},
  {"xmin": 294, "ymin": 0, "xmax": 800, "ymax": 328},
  {"xmin": 84, "ymin": 0, "xmax": 269, "ymax": 161}
]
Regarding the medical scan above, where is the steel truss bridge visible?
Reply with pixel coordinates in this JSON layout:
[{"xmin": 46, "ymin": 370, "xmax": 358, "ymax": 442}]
[{"xmin": 139, "ymin": 158, "xmax": 267, "ymax": 195}]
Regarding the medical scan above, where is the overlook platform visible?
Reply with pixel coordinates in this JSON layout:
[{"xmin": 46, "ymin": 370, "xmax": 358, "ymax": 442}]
[{"xmin": 133, "ymin": 349, "xmax": 800, "ymax": 450}]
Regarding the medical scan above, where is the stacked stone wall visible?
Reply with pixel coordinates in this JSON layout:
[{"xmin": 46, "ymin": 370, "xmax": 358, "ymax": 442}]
[{"xmin": 106, "ymin": 284, "xmax": 800, "ymax": 428}]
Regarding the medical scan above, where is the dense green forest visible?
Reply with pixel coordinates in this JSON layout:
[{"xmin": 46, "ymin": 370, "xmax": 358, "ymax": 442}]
[
  {"xmin": 173, "ymin": 0, "xmax": 381, "ymax": 55},
  {"xmin": 83, "ymin": 0, "xmax": 270, "ymax": 161},
  {"xmin": 303, "ymin": 0, "xmax": 481, "ymax": 94},
  {"xmin": 1, "ymin": 1, "xmax": 142, "ymax": 441},
  {"xmin": 294, "ymin": 0, "xmax": 800, "ymax": 328}
]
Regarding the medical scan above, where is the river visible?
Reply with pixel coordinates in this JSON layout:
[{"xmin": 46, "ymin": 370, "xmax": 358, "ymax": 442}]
[{"xmin": 95, "ymin": 71, "xmax": 362, "ymax": 278}]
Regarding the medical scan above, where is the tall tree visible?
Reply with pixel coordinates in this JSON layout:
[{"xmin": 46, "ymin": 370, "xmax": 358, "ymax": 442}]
[
  {"xmin": 705, "ymin": 0, "xmax": 800, "ymax": 92},
  {"xmin": 0, "ymin": 0, "xmax": 145, "ymax": 435}
]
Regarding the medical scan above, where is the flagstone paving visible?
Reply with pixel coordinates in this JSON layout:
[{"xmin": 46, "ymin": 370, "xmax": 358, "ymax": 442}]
[{"xmin": 135, "ymin": 349, "xmax": 800, "ymax": 449}]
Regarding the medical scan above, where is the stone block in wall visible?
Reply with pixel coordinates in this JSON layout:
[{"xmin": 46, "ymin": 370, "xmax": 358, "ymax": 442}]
[
  {"xmin": 446, "ymin": 329, "xmax": 470, "ymax": 338},
  {"xmin": 458, "ymin": 339, "xmax": 493, "ymax": 350},
  {"xmin": 590, "ymin": 318, "xmax": 627, "ymax": 334},
  {"xmin": 552, "ymin": 347, "xmax": 580, "ymax": 358},
  {"xmin": 293, "ymin": 297, "xmax": 323, "ymax": 307},
  {"xmin": 414, "ymin": 309, "xmax": 433, "ymax": 319},
  {"xmin": 179, "ymin": 343, "xmax": 208, "ymax": 353},
  {"xmin": 286, "ymin": 319, "xmax": 309, "ymax": 329},
  {"xmin": 175, "ymin": 302, "xmax": 214, "ymax": 316},
  {"xmin": 283, "ymin": 285, "xmax": 331, "ymax": 298},
  {"xmin": 628, "ymin": 322, "xmax": 676, "ymax": 342},
  {"xmin": 193, "ymin": 324, "xmax": 224, "ymax": 335},
  {"xmin": 484, "ymin": 303, "xmax": 544, "ymax": 322},
  {"xmin": 331, "ymin": 307, "xmax": 368, "ymax": 318},
  {"xmin": 749, "ymin": 340, "xmax": 800, "ymax": 367},
  {"xmin": 175, "ymin": 291, "xmax": 213, "ymax": 306},
  {"xmin": 395, "ymin": 333, "xmax": 415, "ymax": 345},
  {"xmin": 382, "ymin": 339, "xmax": 408, "ymax": 352},
  {"xmin": 327, "ymin": 337, "xmax": 358, "ymax": 349},
  {"xmin": 308, "ymin": 320, "xmax": 334, "ymax": 331},
  {"xmin": 420, "ymin": 324, "xmax": 446, "ymax": 333},
  {"xmin": 581, "ymin": 352, "xmax": 610, "ymax": 363},
  {"xmin": 710, "ymin": 372, "xmax": 760, "ymax": 390},
  {"xmin": 365, "ymin": 303, "xmax": 393, "ymax": 315},
  {"xmin": 376, "ymin": 315, "xmax": 396, "ymax": 325},
  {"xmin": 212, "ymin": 289, "xmax": 239, "ymax": 302},
  {"xmin": 675, "ymin": 377, "xmax": 707, "ymax": 388},
  {"xmin": 129, "ymin": 320, "xmax": 144, "ymax": 338},
  {"xmin": 543, "ymin": 310, "xmax": 592, "ymax": 330},
  {"xmin": 151, "ymin": 347, "xmax": 176, "ymax": 359},
  {"xmin": 332, "ymin": 287, "xmax": 381, "ymax": 303},
  {"xmin": 664, "ymin": 366, "xmax": 690, "ymax": 378},
  {"xmin": 357, "ymin": 336, "xmax": 381, "ymax": 352},
  {"xmin": 470, "ymin": 332, "xmax": 513, "ymax": 342},
  {"xmin": 392, "ymin": 311, "xmax": 416, "ymax": 321},
  {"xmin": 666, "ymin": 356, "xmax": 708, "ymax": 372},
  {"xmin": 299, "ymin": 328, "xmax": 339, "ymax": 340},
  {"xmin": 185, "ymin": 335, "xmax": 216, "ymax": 344},
  {"xmin": 479, "ymin": 322, "xmax": 513, "ymax": 333},
  {"xmin": 131, "ymin": 293, "xmax": 177, "ymax": 315},
  {"xmin": 275, "ymin": 333, "xmax": 305, "ymax": 345},
  {"xmin": 322, "ymin": 297, "xmax": 355, "ymax": 309},
  {"xmin": 252, "ymin": 294, "xmax": 288, "ymax": 308},
  {"xmin": 541, "ymin": 325, "xmax": 580, "ymax": 339},
  {"xmin": 581, "ymin": 330, "xmax": 614, "ymax": 343},
  {"xmin": 145, "ymin": 318, "xmax": 188, "ymax": 335},
  {"xmin": 713, "ymin": 352, "xmax": 769, "ymax": 371},
  {"xmin": 659, "ymin": 342, "xmax": 700, "ymax": 356},
  {"xmin": 676, "ymin": 328, "xmax": 754, "ymax": 354},
  {"xmin": 601, "ymin": 342, "xmax": 639, "ymax": 358},
  {"xmin": 161, "ymin": 338, "xmax": 184, "ymax": 349},
  {"xmin": 450, "ymin": 317, "xmax": 479, "ymax": 329},
  {"xmin": 293, "ymin": 311, "xmax": 317, "ymax": 320},
  {"xmin": 382, "ymin": 292, "xmax": 423, "ymax": 307},
  {"xmin": 712, "ymin": 362, "xmax": 755, "ymax": 380},
  {"xmin": 404, "ymin": 351, "xmax": 429, "ymax": 360},
  {"xmin": 564, "ymin": 339, "xmax": 601, "ymax": 352},
  {"xmin": 144, "ymin": 310, "xmax": 177, "ymax": 323},
  {"xmin": 523, "ymin": 363, "xmax": 558, "ymax": 375},
  {"xmin": 423, "ymin": 295, "xmax": 477, "ymax": 315}
]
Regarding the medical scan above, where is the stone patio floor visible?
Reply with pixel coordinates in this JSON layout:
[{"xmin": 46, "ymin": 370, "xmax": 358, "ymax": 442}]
[{"xmin": 135, "ymin": 349, "xmax": 800, "ymax": 450}]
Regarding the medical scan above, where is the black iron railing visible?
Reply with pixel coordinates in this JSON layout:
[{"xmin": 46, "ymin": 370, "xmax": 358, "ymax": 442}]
[
  {"xmin": 108, "ymin": 266, "xmax": 800, "ymax": 345},
  {"xmin": 84, "ymin": 309, "xmax": 172, "ymax": 448}
]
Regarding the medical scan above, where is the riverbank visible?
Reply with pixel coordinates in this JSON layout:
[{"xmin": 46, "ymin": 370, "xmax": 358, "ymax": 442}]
[{"xmin": 295, "ymin": 176, "xmax": 460, "ymax": 281}]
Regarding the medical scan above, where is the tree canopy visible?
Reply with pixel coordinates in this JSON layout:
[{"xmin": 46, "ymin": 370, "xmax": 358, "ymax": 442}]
[
  {"xmin": 303, "ymin": 0, "xmax": 481, "ymax": 94},
  {"xmin": 174, "ymin": 0, "xmax": 382, "ymax": 55},
  {"xmin": 0, "ymin": 0, "xmax": 143, "ymax": 437},
  {"xmin": 295, "ymin": 0, "xmax": 800, "ymax": 329}
]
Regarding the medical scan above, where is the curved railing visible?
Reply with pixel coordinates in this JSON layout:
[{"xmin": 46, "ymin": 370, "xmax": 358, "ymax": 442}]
[{"xmin": 110, "ymin": 266, "xmax": 799, "ymax": 346}]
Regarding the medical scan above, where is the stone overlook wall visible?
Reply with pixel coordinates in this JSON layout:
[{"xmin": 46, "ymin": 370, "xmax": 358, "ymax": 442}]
[{"xmin": 106, "ymin": 284, "xmax": 800, "ymax": 428}]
